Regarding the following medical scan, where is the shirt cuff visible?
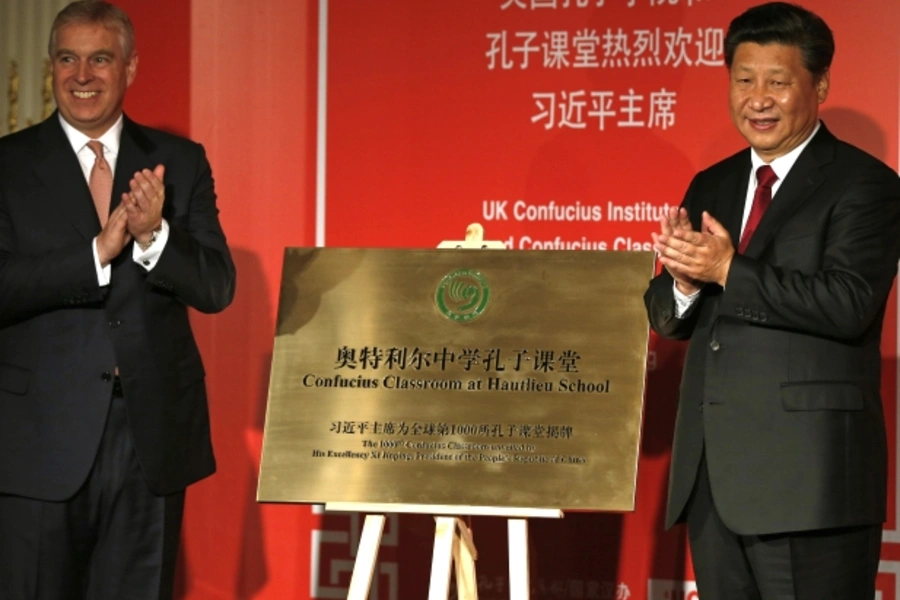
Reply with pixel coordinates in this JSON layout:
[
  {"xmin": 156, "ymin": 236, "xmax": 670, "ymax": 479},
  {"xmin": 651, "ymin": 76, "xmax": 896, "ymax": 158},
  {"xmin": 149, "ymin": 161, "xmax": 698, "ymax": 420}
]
[
  {"xmin": 673, "ymin": 281, "xmax": 700, "ymax": 318},
  {"xmin": 133, "ymin": 219, "xmax": 170, "ymax": 270},
  {"xmin": 92, "ymin": 237, "xmax": 111, "ymax": 286}
]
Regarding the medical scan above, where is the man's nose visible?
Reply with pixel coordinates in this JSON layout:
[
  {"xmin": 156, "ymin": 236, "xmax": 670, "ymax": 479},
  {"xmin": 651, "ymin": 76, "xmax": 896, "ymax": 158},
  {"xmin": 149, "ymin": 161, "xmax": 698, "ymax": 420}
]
[
  {"xmin": 748, "ymin": 86, "xmax": 774, "ymax": 111},
  {"xmin": 75, "ymin": 61, "xmax": 92, "ymax": 83}
]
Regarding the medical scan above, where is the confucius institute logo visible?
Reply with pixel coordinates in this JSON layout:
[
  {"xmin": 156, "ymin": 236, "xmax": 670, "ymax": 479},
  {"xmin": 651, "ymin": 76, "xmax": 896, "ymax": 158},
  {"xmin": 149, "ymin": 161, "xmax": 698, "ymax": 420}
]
[{"xmin": 435, "ymin": 269, "xmax": 490, "ymax": 322}]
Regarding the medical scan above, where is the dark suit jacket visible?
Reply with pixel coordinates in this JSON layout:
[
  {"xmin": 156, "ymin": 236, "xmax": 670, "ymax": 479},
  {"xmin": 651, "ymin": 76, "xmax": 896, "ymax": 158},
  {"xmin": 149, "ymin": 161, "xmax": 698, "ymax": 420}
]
[
  {"xmin": 0, "ymin": 113, "xmax": 235, "ymax": 501},
  {"xmin": 644, "ymin": 124, "xmax": 900, "ymax": 535}
]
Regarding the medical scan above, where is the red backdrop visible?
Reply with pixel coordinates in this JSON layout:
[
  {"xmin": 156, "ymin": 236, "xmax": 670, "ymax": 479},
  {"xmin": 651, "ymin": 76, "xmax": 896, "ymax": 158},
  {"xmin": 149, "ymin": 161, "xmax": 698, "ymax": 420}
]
[{"xmin": 114, "ymin": 0, "xmax": 900, "ymax": 598}]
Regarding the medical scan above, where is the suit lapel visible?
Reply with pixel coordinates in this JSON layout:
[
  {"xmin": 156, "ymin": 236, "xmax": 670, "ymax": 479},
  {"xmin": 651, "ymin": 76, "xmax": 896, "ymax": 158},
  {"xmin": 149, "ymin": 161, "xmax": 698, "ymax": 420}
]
[
  {"xmin": 112, "ymin": 116, "xmax": 156, "ymax": 213},
  {"xmin": 715, "ymin": 153, "xmax": 752, "ymax": 245},
  {"xmin": 741, "ymin": 125, "xmax": 835, "ymax": 256},
  {"xmin": 34, "ymin": 114, "xmax": 102, "ymax": 240}
]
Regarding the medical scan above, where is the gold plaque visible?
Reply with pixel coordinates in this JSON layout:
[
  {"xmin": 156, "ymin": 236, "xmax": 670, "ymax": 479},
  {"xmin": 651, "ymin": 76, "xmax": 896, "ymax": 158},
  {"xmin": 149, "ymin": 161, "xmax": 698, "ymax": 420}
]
[{"xmin": 258, "ymin": 248, "xmax": 653, "ymax": 511}]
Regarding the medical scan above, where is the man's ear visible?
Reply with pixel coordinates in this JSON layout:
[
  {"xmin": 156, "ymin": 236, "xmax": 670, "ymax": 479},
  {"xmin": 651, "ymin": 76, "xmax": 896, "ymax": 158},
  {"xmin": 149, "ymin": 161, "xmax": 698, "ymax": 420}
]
[
  {"xmin": 126, "ymin": 52, "xmax": 139, "ymax": 87},
  {"xmin": 816, "ymin": 69, "xmax": 830, "ymax": 104}
]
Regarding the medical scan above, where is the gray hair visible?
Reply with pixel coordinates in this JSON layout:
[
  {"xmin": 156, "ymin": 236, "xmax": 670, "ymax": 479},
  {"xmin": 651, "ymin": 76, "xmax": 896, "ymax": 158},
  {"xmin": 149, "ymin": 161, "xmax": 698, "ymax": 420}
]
[{"xmin": 49, "ymin": 1, "xmax": 136, "ymax": 59}]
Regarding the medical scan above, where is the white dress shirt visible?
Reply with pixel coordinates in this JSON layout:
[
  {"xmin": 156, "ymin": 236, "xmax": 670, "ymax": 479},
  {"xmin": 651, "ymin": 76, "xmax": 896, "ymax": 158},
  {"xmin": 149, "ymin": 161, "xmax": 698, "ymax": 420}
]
[{"xmin": 59, "ymin": 113, "xmax": 169, "ymax": 285}]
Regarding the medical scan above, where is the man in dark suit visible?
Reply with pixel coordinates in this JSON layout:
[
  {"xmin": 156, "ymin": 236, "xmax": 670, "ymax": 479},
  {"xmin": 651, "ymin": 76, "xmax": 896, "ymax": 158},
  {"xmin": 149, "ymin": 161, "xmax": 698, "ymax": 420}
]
[
  {"xmin": 0, "ymin": 2, "xmax": 235, "ymax": 598},
  {"xmin": 645, "ymin": 2, "xmax": 900, "ymax": 598}
]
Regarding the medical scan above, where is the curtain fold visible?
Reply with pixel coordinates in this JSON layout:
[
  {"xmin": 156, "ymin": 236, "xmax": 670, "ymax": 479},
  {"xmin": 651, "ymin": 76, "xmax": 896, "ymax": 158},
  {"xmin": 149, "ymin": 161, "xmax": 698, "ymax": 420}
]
[{"xmin": 1, "ymin": 0, "xmax": 68, "ymax": 136}]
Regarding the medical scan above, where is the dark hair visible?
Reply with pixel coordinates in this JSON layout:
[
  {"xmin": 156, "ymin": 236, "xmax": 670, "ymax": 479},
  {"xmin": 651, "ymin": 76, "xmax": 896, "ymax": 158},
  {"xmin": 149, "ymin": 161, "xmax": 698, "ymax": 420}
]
[
  {"xmin": 724, "ymin": 2, "xmax": 834, "ymax": 79},
  {"xmin": 49, "ymin": 1, "xmax": 135, "ymax": 59}
]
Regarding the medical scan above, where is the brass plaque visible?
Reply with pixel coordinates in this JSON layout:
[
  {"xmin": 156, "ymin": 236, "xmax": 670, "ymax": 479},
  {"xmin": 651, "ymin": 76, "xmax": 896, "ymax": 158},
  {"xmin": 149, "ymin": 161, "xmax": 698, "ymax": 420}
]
[{"xmin": 258, "ymin": 248, "xmax": 653, "ymax": 511}]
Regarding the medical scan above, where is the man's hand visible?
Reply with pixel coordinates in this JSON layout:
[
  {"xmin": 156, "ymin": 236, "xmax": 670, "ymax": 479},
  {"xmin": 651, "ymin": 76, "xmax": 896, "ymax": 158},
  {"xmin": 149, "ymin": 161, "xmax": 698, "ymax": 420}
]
[
  {"xmin": 96, "ymin": 203, "xmax": 133, "ymax": 266},
  {"xmin": 653, "ymin": 211, "xmax": 735, "ymax": 287},
  {"xmin": 124, "ymin": 164, "xmax": 165, "ymax": 245},
  {"xmin": 651, "ymin": 207, "xmax": 702, "ymax": 294}
]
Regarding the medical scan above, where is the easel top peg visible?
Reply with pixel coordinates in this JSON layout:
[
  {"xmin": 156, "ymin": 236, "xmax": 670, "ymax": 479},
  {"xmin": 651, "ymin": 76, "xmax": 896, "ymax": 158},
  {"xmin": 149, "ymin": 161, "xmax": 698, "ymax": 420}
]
[{"xmin": 437, "ymin": 222, "xmax": 506, "ymax": 249}]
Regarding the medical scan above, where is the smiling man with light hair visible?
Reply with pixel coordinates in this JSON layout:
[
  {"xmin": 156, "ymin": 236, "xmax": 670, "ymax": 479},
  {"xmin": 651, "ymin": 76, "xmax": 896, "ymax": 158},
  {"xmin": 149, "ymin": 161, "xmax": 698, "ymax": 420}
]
[{"xmin": 0, "ymin": 2, "xmax": 235, "ymax": 598}]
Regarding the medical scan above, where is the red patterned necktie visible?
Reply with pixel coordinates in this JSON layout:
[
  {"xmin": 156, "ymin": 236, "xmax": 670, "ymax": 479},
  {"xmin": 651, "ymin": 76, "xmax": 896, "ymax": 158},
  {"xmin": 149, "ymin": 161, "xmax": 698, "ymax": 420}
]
[
  {"xmin": 738, "ymin": 165, "xmax": 778, "ymax": 253},
  {"xmin": 87, "ymin": 140, "xmax": 112, "ymax": 227}
]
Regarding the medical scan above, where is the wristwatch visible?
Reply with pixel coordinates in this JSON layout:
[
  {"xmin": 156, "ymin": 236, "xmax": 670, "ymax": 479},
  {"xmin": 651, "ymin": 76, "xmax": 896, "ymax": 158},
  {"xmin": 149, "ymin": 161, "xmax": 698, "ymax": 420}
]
[{"xmin": 137, "ymin": 226, "xmax": 161, "ymax": 252}]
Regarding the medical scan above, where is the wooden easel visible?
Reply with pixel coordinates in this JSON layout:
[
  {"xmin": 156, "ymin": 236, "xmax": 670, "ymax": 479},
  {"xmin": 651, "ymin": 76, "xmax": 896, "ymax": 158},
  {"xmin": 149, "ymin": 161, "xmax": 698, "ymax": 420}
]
[
  {"xmin": 329, "ymin": 224, "xmax": 562, "ymax": 599},
  {"xmin": 326, "ymin": 502, "xmax": 563, "ymax": 600}
]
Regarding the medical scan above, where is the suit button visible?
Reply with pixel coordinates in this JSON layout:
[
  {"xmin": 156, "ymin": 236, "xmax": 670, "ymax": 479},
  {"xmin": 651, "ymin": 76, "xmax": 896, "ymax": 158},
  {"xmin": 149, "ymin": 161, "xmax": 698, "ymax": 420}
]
[
  {"xmin": 735, "ymin": 307, "xmax": 744, "ymax": 316},
  {"xmin": 709, "ymin": 340, "xmax": 720, "ymax": 351},
  {"xmin": 109, "ymin": 319, "xmax": 121, "ymax": 328},
  {"xmin": 101, "ymin": 372, "xmax": 113, "ymax": 382},
  {"xmin": 760, "ymin": 312, "xmax": 768, "ymax": 322},
  {"xmin": 698, "ymin": 403, "xmax": 703, "ymax": 412}
]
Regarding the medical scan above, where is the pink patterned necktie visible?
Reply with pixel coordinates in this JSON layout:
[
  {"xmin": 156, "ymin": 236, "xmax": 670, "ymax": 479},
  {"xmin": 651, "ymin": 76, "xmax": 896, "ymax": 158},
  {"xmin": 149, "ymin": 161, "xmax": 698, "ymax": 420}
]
[
  {"xmin": 738, "ymin": 165, "xmax": 778, "ymax": 253},
  {"xmin": 86, "ymin": 140, "xmax": 112, "ymax": 227}
]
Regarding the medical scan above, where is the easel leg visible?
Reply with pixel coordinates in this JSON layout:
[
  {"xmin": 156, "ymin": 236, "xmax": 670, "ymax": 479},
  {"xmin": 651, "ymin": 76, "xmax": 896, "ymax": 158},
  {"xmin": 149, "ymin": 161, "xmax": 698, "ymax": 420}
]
[
  {"xmin": 429, "ymin": 516, "xmax": 480, "ymax": 600},
  {"xmin": 429, "ymin": 516, "xmax": 457, "ymax": 600},
  {"xmin": 507, "ymin": 518, "xmax": 529, "ymax": 600},
  {"xmin": 453, "ymin": 518, "xmax": 479, "ymax": 600},
  {"xmin": 347, "ymin": 514, "xmax": 386, "ymax": 600}
]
